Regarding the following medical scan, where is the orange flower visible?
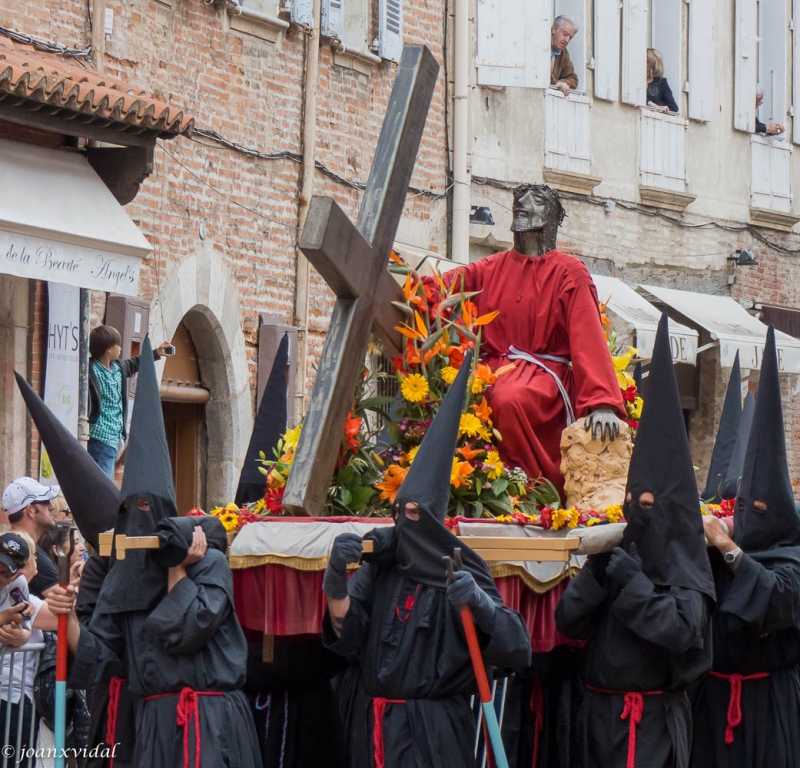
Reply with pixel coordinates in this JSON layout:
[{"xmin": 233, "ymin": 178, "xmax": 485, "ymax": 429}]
[
  {"xmin": 470, "ymin": 397, "xmax": 492, "ymax": 424},
  {"xmin": 375, "ymin": 464, "xmax": 409, "ymax": 502},
  {"xmin": 448, "ymin": 346, "xmax": 465, "ymax": 368},
  {"xmin": 475, "ymin": 362, "xmax": 497, "ymax": 386},
  {"xmin": 450, "ymin": 458, "xmax": 475, "ymax": 489},
  {"xmin": 423, "ymin": 339, "xmax": 447, "ymax": 365},
  {"xmin": 404, "ymin": 340, "xmax": 421, "ymax": 366},
  {"xmin": 494, "ymin": 363, "xmax": 516, "ymax": 377},
  {"xmin": 457, "ymin": 445, "xmax": 483, "ymax": 461},
  {"xmin": 343, "ymin": 411, "xmax": 362, "ymax": 453}
]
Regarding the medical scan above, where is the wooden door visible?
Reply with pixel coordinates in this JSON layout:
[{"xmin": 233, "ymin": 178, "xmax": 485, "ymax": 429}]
[{"xmin": 163, "ymin": 401, "xmax": 202, "ymax": 514}]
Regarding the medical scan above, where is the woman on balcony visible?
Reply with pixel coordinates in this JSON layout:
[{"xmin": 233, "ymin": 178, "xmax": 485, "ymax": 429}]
[{"xmin": 646, "ymin": 48, "xmax": 679, "ymax": 114}]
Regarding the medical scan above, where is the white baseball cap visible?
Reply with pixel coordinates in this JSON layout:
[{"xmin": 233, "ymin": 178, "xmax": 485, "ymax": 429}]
[{"xmin": 2, "ymin": 477, "xmax": 61, "ymax": 516}]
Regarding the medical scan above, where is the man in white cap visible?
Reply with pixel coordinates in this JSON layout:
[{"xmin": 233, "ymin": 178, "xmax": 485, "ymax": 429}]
[{"xmin": 2, "ymin": 478, "xmax": 60, "ymax": 598}]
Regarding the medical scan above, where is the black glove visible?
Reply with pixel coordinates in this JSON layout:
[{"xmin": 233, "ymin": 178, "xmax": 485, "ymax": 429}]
[
  {"xmin": 322, "ymin": 533, "xmax": 363, "ymax": 600},
  {"xmin": 447, "ymin": 571, "xmax": 497, "ymax": 632},
  {"xmin": 584, "ymin": 553, "xmax": 609, "ymax": 587},
  {"xmin": 606, "ymin": 544, "xmax": 642, "ymax": 587}
]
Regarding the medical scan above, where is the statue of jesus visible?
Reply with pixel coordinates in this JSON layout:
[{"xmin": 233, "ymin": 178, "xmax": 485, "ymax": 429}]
[{"xmin": 438, "ymin": 184, "xmax": 626, "ymax": 501}]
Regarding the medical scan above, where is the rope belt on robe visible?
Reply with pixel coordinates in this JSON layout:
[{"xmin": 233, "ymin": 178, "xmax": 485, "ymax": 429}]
[
  {"xmin": 505, "ymin": 346, "xmax": 575, "ymax": 427},
  {"xmin": 708, "ymin": 670, "xmax": 770, "ymax": 745},
  {"xmin": 373, "ymin": 697, "xmax": 408, "ymax": 768},
  {"xmin": 145, "ymin": 687, "xmax": 224, "ymax": 768},
  {"xmin": 586, "ymin": 686, "xmax": 664, "ymax": 768},
  {"xmin": 106, "ymin": 676, "xmax": 128, "ymax": 768}
]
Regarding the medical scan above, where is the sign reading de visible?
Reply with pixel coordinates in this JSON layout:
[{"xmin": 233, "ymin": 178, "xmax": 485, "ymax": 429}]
[{"xmin": 0, "ymin": 231, "xmax": 141, "ymax": 297}]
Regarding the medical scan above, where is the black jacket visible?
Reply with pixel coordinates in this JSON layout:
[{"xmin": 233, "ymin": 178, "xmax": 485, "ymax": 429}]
[
  {"xmin": 88, "ymin": 351, "xmax": 160, "ymax": 439},
  {"xmin": 647, "ymin": 77, "xmax": 679, "ymax": 114}
]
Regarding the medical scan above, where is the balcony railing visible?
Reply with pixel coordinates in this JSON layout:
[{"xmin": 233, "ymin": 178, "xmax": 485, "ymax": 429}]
[
  {"xmin": 639, "ymin": 108, "xmax": 688, "ymax": 192},
  {"xmin": 750, "ymin": 134, "xmax": 792, "ymax": 213},
  {"xmin": 544, "ymin": 89, "xmax": 592, "ymax": 175}
]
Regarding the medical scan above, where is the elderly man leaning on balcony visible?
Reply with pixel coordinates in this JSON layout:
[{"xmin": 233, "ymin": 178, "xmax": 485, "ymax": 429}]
[
  {"xmin": 551, "ymin": 15, "xmax": 578, "ymax": 96},
  {"xmin": 755, "ymin": 86, "xmax": 785, "ymax": 136}
]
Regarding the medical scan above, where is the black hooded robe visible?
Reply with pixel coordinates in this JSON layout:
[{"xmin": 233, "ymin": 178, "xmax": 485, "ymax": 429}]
[
  {"xmin": 69, "ymin": 550, "xmax": 262, "ymax": 768},
  {"xmin": 556, "ymin": 557, "xmax": 712, "ymax": 768},
  {"xmin": 690, "ymin": 548, "xmax": 800, "ymax": 768},
  {"xmin": 322, "ymin": 559, "xmax": 531, "ymax": 768}
]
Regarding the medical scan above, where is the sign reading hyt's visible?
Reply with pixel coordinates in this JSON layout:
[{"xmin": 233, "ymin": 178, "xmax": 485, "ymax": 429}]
[{"xmin": 39, "ymin": 282, "xmax": 80, "ymax": 486}]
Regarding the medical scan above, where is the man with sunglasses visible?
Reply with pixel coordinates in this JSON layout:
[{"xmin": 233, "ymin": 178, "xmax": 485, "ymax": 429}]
[{"xmin": 2, "ymin": 478, "xmax": 60, "ymax": 598}]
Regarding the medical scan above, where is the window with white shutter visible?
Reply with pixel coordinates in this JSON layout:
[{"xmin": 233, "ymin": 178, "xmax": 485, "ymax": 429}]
[
  {"xmin": 622, "ymin": 0, "xmax": 648, "ymax": 105},
  {"xmin": 321, "ymin": 0, "xmax": 344, "ymax": 40},
  {"xmin": 640, "ymin": 110, "xmax": 688, "ymax": 191},
  {"xmin": 758, "ymin": 0, "xmax": 788, "ymax": 132},
  {"xmin": 554, "ymin": 0, "xmax": 586, "ymax": 93},
  {"xmin": 750, "ymin": 134, "xmax": 792, "ymax": 211},
  {"xmin": 734, "ymin": 0, "xmax": 758, "ymax": 132},
  {"xmin": 794, "ymin": 0, "xmax": 800, "ymax": 143},
  {"xmin": 544, "ymin": 90, "xmax": 593, "ymax": 174},
  {"xmin": 378, "ymin": 0, "xmax": 402, "ymax": 62},
  {"xmin": 650, "ymin": 0, "xmax": 682, "ymax": 110},
  {"xmin": 291, "ymin": 0, "xmax": 314, "ymax": 28},
  {"xmin": 688, "ymin": 0, "xmax": 717, "ymax": 121},
  {"xmin": 476, "ymin": 0, "xmax": 551, "ymax": 89},
  {"xmin": 594, "ymin": 0, "xmax": 621, "ymax": 101}
]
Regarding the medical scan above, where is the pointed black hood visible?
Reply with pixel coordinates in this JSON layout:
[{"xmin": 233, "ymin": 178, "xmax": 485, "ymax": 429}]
[
  {"xmin": 720, "ymin": 391, "xmax": 755, "ymax": 501},
  {"xmin": 734, "ymin": 326, "xmax": 800, "ymax": 554},
  {"xmin": 623, "ymin": 314, "xmax": 715, "ymax": 601},
  {"xmin": 14, "ymin": 372, "xmax": 117, "ymax": 550},
  {"xmin": 100, "ymin": 335, "xmax": 176, "ymax": 613},
  {"xmin": 376, "ymin": 351, "xmax": 495, "ymax": 591},
  {"xmin": 235, "ymin": 333, "xmax": 289, "ymax": 506},
  {"xmin": 702, "ymin": 353, "xmax": 742, "ymax": 502}
]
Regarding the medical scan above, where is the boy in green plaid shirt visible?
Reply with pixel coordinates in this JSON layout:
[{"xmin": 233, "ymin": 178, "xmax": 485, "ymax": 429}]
[{"xmin": 87, "ymin": 325, "xmax": 173, "ymax": 479}]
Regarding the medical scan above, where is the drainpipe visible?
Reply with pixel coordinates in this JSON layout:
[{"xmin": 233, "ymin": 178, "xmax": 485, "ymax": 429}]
[
  {"xmin": 451, "ymin": 0, "xmax": 470, "ymax": 264},
  {"xmin": 292, "ymin": 0, "xmax": 321, "ymax": 425},
  {"xmin": 91, "ymin": 0, "xmax": 106, "ymax": 72}
]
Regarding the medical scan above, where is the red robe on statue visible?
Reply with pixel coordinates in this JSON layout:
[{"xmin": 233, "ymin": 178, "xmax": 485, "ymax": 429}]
[{"xmin": 439, "ymin": 248, "xmax": 625, "ymax": 501}]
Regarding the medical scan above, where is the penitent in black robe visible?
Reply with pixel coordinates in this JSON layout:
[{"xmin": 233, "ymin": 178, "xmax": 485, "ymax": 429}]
[
  {"xmin": 690, "ymin": 549, "xmax": 800, "ymax": 768},
  {"xmin": 70, "ymin": 550, "xmax": 262, "ymax": 768},
  {"xmin": 323, "ymin": 561, "xmax": 531, "ymax": 768},
  {"xmin": 556, "ymin": 557, "xmax": 712, "ymax": 768}
]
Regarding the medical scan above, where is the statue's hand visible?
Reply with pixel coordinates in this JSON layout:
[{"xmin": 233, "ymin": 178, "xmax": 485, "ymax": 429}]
[{"xmin": 584, "ymin": 407, "xmax": 620, "ymax": 442}]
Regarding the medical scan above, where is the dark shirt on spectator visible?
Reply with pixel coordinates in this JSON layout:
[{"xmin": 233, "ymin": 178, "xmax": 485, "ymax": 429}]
[{"xmin": 647, "ymin": 77, "xmax": 678, "ymax": 113}]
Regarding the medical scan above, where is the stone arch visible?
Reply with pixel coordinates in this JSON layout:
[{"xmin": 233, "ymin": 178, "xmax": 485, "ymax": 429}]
[{"xmin": 149, "ymin": 243, "xmax": 252, "ymax": 505}]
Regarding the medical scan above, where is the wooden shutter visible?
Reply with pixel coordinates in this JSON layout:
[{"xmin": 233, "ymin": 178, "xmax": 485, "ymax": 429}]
[
  {"xmin": 734, "ymin": 0, "xmax": 758, "ymax": 131},
  {"xmin": 291, "ymin": 0, "xmax": 314, "ymax": 28},
  {"xmin": 555, "ymin": 0, "xmax": 586, "ymax": 93},
  {"xmin": 321, "ymin": 0, "xmax": 344, "ymax": 39},
  {"xmin": 544, "ymin": 91, "xmax": 592, "ymax": 174},
  {"xmin": 594, "ymin": 0, "xmax": 621, "ymax": 101},
  {"xmin": 759, "ymin": 0, "xmax": 788, "ymax": 128},
  {"xmin": 621, "ymin": 0, "xmax": 648, "ymax": 105},
  {"xmin": 476, "ymin": 0, "xmax": 550, "ymax": 89},
  {"xmin": 650, "ymin": 0, "xmax": 682, "ymax": 105},
  {"xmin": 688, "ymin": 0, "xmax": 717, "ymax": 121},
  {"xmin": 378, "ymin": 0, "xmax": 402, "ymax": 62}
]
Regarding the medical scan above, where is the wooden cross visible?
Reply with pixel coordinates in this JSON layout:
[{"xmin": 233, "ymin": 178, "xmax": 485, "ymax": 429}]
[{"xmin": 282, "ymin": 45, "xmax": 440, "ymax": 516}]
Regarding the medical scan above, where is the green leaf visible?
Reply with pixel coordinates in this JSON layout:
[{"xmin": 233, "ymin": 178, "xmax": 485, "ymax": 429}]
[
  {"xmin": 386, "ymin": 422, "xmax": 402, "ymax": 445},
  {"xmin": 491, "ymin": 478, "xmax": 508, "ymax": 497},
  {"xmin": 391, "ymin": 301, "xmax": 414, "ymax": 315},
  {"xmin": 359, "ymin": 395, "xmax": 399, "ymax": 409},
  {"xmin": 456, "ymin": 502, "xmax": 465, "ymax": 518},
  {"xmin": 473, "ymin": 500, "xmax": 484, "ymax": 518},
  {"xmin": 258, "ymin": 467, "xmax": 268, "ymax": 476},
  {"xmin": 339, "ymin": 487, "xmax": 352, "ymax": 508},
  {"xmin": 350, "ymin": 486, "xmax": 376, "ymax": 511},
  {"xmin": 388, "ymin": 264, "xmax": 411, "ymax": 275}
]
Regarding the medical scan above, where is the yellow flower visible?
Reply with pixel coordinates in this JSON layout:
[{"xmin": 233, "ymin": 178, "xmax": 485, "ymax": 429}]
[
  {"xmin": 485, "ymin": 450, "xmax": 504, "ymax": 481},
  {"xmin": 209, "ymin": 506, "xmax": 223, "ymax": 517},
  {"xmin": 630, "ymin": 396, "xmax": 643, "ymax": 420},
  {"xmin": 459, "ymin": 413, "xmax": 490, "ymax": 440},
  {"xmin": 617, "ymin": 370, "xmax": 636, "ymax": 390},
  {"xmin": 219, "ymin": 511, "xmax": 239, "ymax": 532},
  {"xmin": 282, "ymin": 425, "xmax": 302, "ymax": 452},
  {"xmin": 606, "ymin": 504, "xmax": 624, "ymax": 523},
  {"xmin": 440, "ymin": 366, "xmax": 458, "ymax": 385},
  {"xmin": 496, "ymin": 514, "xmax": 512, "ymax": 523},
  {"xmin": 470, "ymin": 376, "xmax": 484, "ymax": 395},
  {"xmin": 450, "ymin": 458, "xmax": 475, "ymax": 489},
  {"xmin": 612, "ymin": 346, "xmax": 639, "ymax": 372},
  {"xmin": 586, "ymin": 517, "xmax": 602, "ymax": 527},
  {"xmin": 268, "ymin": 468, "xmax": 287, "ymax": 488},
  {"xmin": 566, "ymin": 507, "xmax": 580, "ymax": 529},
  {"xmin": 401, "ymin": 373, "xmax": 430, "ymax": 403},
  {"xmin": 252, "ymin": 498, "xmax": 266, "ymax": 514},
  {"xmin": 225, "ymin": 502, "xmax": 240, "ymax": 513}
]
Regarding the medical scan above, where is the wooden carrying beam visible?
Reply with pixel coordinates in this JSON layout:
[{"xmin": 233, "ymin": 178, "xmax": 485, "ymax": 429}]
[
  {"xmin": 360, "ymin": 536, "xmax": 581, "ymax": 563},
  {"xmin": 115, "ymin": 535, "xmax": 161, "ymax": 560}
]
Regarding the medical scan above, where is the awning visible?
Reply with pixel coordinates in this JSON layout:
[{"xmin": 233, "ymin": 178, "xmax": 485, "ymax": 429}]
[
  {"xmin": 0, "ymin": 138, "xmax": 151, "ymax": 296},
  {"xmin": 592, "ymin": 275, "xmax": 698, "ymax": 364},
  {"xmin": 640, "ymin": 284, "xmax": 800, "ymax": 373}
]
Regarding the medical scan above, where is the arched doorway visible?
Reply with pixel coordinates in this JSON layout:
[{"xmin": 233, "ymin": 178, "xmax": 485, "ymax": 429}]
[{"xmin": 161, "ymin": 320, "xmax": 209, "ymax": 513}]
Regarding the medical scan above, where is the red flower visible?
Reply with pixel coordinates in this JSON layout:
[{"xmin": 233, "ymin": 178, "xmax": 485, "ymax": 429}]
[
  {"xmin": 344, "ymin": 411, "xmax": 362, "ymax": 453},
  {"xmin": 444, "ymin": 516, "xmax": 460, "ymax": 531},
  {"xmin": 539, "ymin": 506, "xmax": 554, "ymax": 530},
  {"xmin": 264, "ymin": 485, "xmax": 285, "ymax": 514},
  {"xmin": 626, "ymin": 419, "xmax": 639, "ymax": 431},
  {"xmin": 622, "ymin": 386, "xmax": 638, "ymax": 403},
  {"xmin": 185, "ymin": 507, "xmax": 206, "ymax": 517}
]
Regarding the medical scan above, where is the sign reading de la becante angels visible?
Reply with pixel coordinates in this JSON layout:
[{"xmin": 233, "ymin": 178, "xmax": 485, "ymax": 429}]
[
  {"xmin": 39, "ymin": 282, "xmax": 80, "ymax": 486},
  {"xmin": 0, "ymin": 232, "xmax": 141, "ymax": 297}
]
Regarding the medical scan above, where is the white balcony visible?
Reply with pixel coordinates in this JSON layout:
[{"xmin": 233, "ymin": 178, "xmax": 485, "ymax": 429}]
[
  {"xmin": 749, "ymin": 135, "xmax": 799, "ymax": 231},
  {"xmin": 543, "ymin": 89, "xmax": 598, "ymax": 194},
  {"xmin": 638, "ymin": 108, "xmax": 694, "ymax": 211}
]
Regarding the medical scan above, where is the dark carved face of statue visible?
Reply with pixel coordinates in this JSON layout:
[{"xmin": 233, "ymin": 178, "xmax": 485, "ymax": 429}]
[{"xmin": 511, "ymin": 184, "xmax": 566, "ymax": 257}]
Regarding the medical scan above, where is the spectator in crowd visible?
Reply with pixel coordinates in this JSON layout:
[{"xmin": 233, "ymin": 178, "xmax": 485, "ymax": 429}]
[
  {"xmin": 551, "ymin": 15, "xmax": 578, "ymax": 95},
  {"xmin": 755, "ymin": 86, "xmax": 785, "ymax": 136},
  {"xmin": 2, "ymin": 478, "xmax": 60, "ymax": 599},
  {"xmin": 646, "ymin": 48, "xmax": 679, "ymax": 113},
  {"xmin": 88, "ymin": 324, "xmax": 173, "ymax": 480},
  {"xmin": 51, "ymin": 493, "xmax": 73, "ymax": 523},
  {"xmin": 38, "ymin": 523, "xmax": 85, "ymax": 576}
]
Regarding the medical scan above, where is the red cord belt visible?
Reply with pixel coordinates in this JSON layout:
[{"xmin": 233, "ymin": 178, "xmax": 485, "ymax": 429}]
[
  {"xmin": 708, "ymin": 670, "xmax": 770, "ymax": 746},
  {"xmin": 146, "ymin": 687, "xmax": 224, "ymax": 768},
  {"xmin": 106, "ymin": 676, "xmax": 128, "ymax": 768},
  {"xmin": 586, "ymin": 686, "xmax": 664, "ymax": 768},
  {"xmin": 372, "ymin": 697, "xmax": 407, "ymax": 768}
]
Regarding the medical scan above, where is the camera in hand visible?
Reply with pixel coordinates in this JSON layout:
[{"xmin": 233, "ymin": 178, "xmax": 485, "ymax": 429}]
[
  {"xmin": 162, "ymin": 345, "xmax": 176, "ymax": 356},
  {"xmin": 9, "ymin": 587, "xmax": 31, "ymax": 630}
]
